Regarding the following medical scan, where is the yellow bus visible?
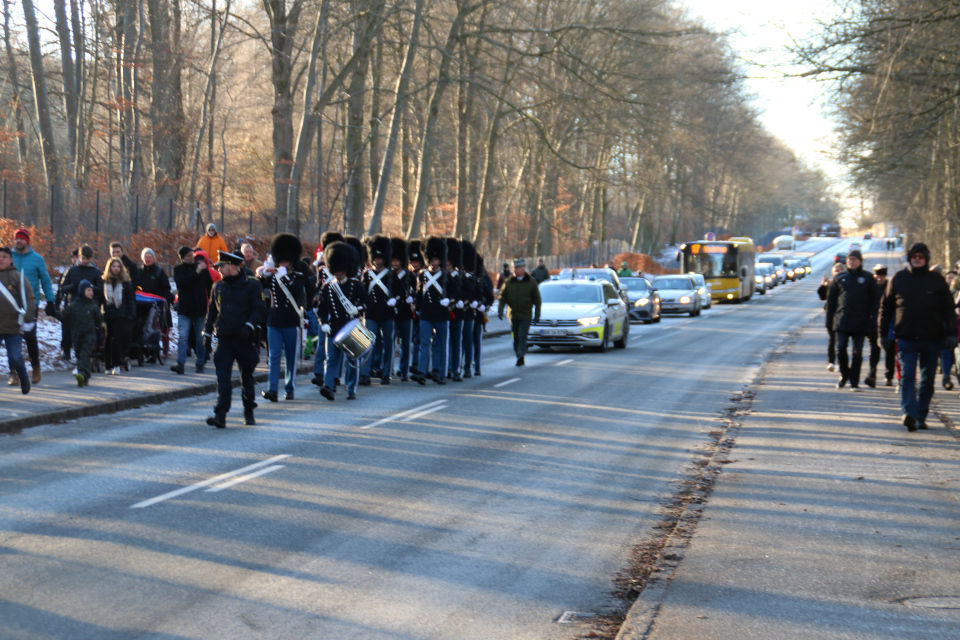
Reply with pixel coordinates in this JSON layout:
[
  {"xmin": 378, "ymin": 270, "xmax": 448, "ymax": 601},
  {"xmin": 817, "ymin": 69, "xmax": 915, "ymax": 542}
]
[{"xmin": 679, "ymin": 237, "xmax": 755, "ymax": 303}]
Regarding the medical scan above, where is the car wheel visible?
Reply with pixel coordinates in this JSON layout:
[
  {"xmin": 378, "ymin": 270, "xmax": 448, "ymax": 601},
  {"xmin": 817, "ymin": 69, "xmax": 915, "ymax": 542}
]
[
  {"xmin": 654, "ymin": 311, "xmax": 661, "ymax": 323},
  {"xmin": 596, "ymin": 323, "xmax": 610, "ymax": 353},
  {"xmin": 689, "ymin": 304, "xmax": 697, "ymax": 317},
  {"xmin": 614, "ymin": 323, "xmax": 628, "ymax": 349},
  {"xmin": 759, "ymin": 287, "xmax": 766, "ymax": 295}
]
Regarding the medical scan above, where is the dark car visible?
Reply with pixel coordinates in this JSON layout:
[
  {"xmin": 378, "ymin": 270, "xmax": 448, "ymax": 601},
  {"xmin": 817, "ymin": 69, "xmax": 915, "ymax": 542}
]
[
  {"xmin": 620, "ymin": 277, "xmax": 661, "ymax": 324},
  {"xmin": 834, "ymin": 252, "xmax": 848, "ymax": 264}
]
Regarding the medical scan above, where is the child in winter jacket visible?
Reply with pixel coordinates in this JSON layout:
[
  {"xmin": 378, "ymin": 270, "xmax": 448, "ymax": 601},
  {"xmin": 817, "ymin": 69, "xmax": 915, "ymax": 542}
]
[{"xmin": 68, "ymin": 279, "xmax": 104, "ymax": 386}]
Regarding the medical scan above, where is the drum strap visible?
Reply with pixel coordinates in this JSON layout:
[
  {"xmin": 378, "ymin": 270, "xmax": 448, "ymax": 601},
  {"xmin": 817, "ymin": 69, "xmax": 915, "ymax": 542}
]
[
  {"xmin": 0, "ymin": 270, "xmax": 27, "ymax": 327},
  {"xmin": 331, "ymin": 280, "xmax": 359, "ymax": 317},
  {"xmin": 424, "ymin": 269, "xmax": 443, "ymax": 294},
  {"xmin": 368, "ymin": 268, "xmax": 391, "ymax": 297}
]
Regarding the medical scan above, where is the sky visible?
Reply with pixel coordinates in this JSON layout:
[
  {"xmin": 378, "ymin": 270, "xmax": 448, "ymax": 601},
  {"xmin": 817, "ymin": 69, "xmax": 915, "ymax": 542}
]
[{"xmin": 680, "ymin": 0, "xmax": 850, "ymax": 201}]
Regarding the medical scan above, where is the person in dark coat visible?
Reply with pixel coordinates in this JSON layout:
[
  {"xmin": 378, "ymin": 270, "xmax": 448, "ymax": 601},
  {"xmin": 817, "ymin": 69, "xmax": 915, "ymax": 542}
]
[
  {"xmin": 471, "ymin": 254, "xmax": 495, "ymax": 376},
  {"xmin": 172, "ymin": 246, "xmax": 214, "ymax": 374},
  {"xmin": 879, "ymin": 242, "xmax": 958, "ymax": 431},
  {"xmin": 139, "ymin": 248, "xmax": 174, "ymax": 358},
  {"xmin": 68, "ymin": 279, "xmax": 103, "ymax": 386},
  {"xmin": 460, "ymin": 241, "xmax": 480, "ymax": 378},
  {"xmin": 865, "ymin": 264, "xmax": 895, "ymax": 387},
  {"xmin": 445, "ymin": 238, "xmax": 466, "ymax": 382},
  {"xmin": 391, "ymin": 237, "xmax": 415, "ymax": 381},
  {"xmin": 412, "ymin": 236, "xmax": 452, "ymax": 385},
  {"xmin": 826, "ymin": 250, "xmax": 876, "ymax": 390},
  {"xmin": 259, "ymin": 233, "xmax": 308, "ymax": 401},
  {"xmin": 408, "ymin": 238, "xmax": 424, "ymax": 376},
  {"xmin": 204, "ymin": 250, "xmax": 267, "ymax": 428},
  {"xmin": 818, "ymin": 262, "xmax": 845, "ymax": 372},
  {"xmin": 101, "ymin": 257, "xmax": 136, "ymax": 375},
  {"xmin": 59, "ymin": 246, "xmax": 103, "ymax": 364}
]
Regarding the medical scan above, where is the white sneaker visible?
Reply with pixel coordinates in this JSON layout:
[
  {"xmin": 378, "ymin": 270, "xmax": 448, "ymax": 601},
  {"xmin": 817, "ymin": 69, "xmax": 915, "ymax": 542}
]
[
  {"xmin": 826, "ymin": 363, "xmax": 836, "ymax": 372},
  {"xmin": 105, "ymin": 368, "xmax": 113, "ymax": 375},
  {"xmin": 113, "ymin": 367, "xmax": 121, "ymax": 375},
  {"xmin": 72, "ymin": 367, "xmax": 78, "ymax": 375}
]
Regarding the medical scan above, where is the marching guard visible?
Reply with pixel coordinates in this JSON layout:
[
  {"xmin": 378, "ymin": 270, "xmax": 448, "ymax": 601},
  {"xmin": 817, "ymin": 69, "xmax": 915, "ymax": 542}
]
[
  {"xmin": 413, "ymin": 236, "xmax": 451, "ymax": 385},
  {"xmin": 408, "ymin": 239, "xmax": 424, "ymax": 375},
  {"xmin": 311, "ymin": 231, "xmax": 343, "ymax": 387},
  {"xmin": 205, "ymin": 250, "xmax": 267, "ymax": 428},
  {"xmin": 472, "ymin": 255, "xmax": 494, "ymax": 376},
  {"xmin": 460, "ymin": 241, "xmax": 480, "ymax": 378},
  {"xmin": 392, "ymin": 238, "xmax": 415, "ymax": 381},
  {"xmin": 445, "ymin": 238, "xmax": 466, "ymax": 381},
  {"xmin": 360, "ymin": 235, "xmax": 401, "ymax": 385}
]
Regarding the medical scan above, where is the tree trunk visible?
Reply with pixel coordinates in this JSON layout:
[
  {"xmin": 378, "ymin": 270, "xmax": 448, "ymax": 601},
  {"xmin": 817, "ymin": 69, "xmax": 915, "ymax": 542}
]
[
  {"xmin": 22, "ymin": 0, "xmax": 62, "ymax": 188},
  {"xmin": 2, "ymin": 0, "xmax": 30, "ymax": 173},
  {"xmin": 147, "ymin": 0, "xmax": 185, "ymax": 201},
  {"xmin": 344, "ymin": 29, "xmax": 370, "ymax": 235},
  {"xmin": 53, "ymin": 0, "xmax": 78, "ymax": 174}
]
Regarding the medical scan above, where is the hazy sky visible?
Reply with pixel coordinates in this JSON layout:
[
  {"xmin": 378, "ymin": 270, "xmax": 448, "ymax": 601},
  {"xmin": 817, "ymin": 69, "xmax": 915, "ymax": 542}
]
[{"xmin": 681, "ymin": 0, "xmax": 845, "ymax": 187}]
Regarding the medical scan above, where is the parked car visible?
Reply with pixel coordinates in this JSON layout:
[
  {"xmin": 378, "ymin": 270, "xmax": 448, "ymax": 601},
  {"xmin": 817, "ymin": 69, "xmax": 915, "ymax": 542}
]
[
  {"xmin": 863, "ymin": 232, "xmax": 872, "ymax": 239},
  {"xmin": 529, "ymin": 279, "xmax": 629, "ymax": 351},
  {"xmin": 689, "ymin": 273, "xmax": 712, "ymax": 309},
  {"xmin": 620, "ymin": 277, "xmax": 661, "ymax": 324},
  {"xmin": 652, "ymin": 275, "xmax": 701, "ymax": 317}
]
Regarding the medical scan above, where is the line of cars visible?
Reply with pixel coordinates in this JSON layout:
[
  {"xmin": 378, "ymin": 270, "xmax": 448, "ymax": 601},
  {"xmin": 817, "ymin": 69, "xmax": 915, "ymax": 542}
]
[{"xmin": 753, "ymin": 252, "xmax": 811, "ymax": 295}]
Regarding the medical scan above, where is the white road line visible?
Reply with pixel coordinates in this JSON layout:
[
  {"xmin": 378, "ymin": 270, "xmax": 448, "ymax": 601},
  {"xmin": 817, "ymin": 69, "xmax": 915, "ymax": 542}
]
[
  {"xmin": 401, "ymin": 403, "xmax": 448, "ymax": 422},
  {"xmin": 494, "ymin": 377, "xmax": 521, "ymax": 388},
  {"xmin": 205, "ymin": 465, "xmax": 285, "ymax": 492},
  {"xmin": 555, "ymin": 359, "xmax": 574, "ymax": 366},
  {"xmin": 359, "ymin": 399, "xmax": 447, "ymax": 430},
  {"xmin": 131, "ymin": 454, "xmax": 291, "ymax": 508}
]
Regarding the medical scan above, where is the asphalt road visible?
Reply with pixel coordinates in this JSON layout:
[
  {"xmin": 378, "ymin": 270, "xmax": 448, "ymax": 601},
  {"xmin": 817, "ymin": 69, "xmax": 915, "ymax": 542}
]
[{"xmin": 0, "ymin": 237, "xmax": 862, "ymax": 640}]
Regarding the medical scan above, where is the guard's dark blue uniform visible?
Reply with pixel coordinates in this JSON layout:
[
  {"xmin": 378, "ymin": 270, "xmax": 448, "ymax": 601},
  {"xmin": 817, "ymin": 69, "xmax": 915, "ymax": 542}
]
[{"xmin": 205, "ymin": 273, "xmax": 267, "ymax": 418}]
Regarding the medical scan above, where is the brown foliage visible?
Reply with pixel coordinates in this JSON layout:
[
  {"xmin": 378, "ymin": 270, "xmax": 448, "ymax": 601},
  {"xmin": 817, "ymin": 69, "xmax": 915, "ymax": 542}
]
[{"xmin": 610, "ymin": 252, "xmax": 678, "ymax": 275}]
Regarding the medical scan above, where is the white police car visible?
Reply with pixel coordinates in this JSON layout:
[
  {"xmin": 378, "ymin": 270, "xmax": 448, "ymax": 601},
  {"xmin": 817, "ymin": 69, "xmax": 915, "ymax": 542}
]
[{"xmin": 529, "ymin": 278, "xmax": 629, "ymax": 351}]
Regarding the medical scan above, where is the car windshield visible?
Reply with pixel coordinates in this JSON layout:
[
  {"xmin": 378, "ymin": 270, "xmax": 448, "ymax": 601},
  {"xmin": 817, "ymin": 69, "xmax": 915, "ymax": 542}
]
[
  {"xmin": 758, "ymin": 256, "xmax": 783, "ymax": 266},
  {"xmin": 620, "ymin": 278, "xmax": 651, "ymax": 292},
  {"xmin": 654, "ymin": 277, "xmax": 693, "ymax": 290},
  {"xmin": 557, "ymin": 269, "xmax": 616, "ymax": 284},
  {"xmin": 539, "ymin": 284, "xmax": 603, "ymax": 303}
]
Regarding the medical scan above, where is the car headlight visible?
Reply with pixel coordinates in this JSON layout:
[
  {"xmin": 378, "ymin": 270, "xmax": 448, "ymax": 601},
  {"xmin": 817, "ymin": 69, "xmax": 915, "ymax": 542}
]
[
  {"xmin": 765, "ymin": 276, "xmax": 772, "ymax": 282},
  {"xmin": 679, "ymin": 296, "xmax": 691, "ymax": 304},
  {"xmin": 697, "ymin": 287, "xmax": 705, "ymax": 295},
  {"xmin": 755, "ymin": 276, "xmax": 763, "ymax": 283},
  {"xmin": 805, "ymin": 267, "xmax": 811, "ymax": 273},
  {"xmin": 635, "ymin": 298, "xmax": 649, "ymax": 307},
  {"xmin": 787, "ymin": 270, "xmax": 794, "ymax": 276},
  {"xmin": 776, "ymin": 269, "xmax": 783, "ymax": 275},
  {"xmin": 577, "ymin": 316, "xmax": 602, "ymax": 326}
]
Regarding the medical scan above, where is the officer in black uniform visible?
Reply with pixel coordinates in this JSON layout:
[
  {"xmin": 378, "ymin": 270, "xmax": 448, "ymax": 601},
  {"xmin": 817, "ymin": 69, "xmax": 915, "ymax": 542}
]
[{"xmin": 205, "ymin": 250, "xmax": 267, "ymax": 428}]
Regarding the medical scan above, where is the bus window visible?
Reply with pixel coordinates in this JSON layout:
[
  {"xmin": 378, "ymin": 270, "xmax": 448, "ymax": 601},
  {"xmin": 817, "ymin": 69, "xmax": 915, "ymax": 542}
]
[{"xmin": 683, "ymin": 246, "xmax": 739, "ymax": 278}]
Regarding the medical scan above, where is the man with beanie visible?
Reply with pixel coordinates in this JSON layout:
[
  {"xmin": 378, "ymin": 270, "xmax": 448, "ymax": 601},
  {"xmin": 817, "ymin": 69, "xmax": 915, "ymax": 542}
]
[
  {"xmin": 826, "ymin": 249, "xmax": 876, "ymax": 390},
  {"xmin": 531, "ymin": 258, "xmax": 550, "ymax": 283},
  {"xmin": 0, "ymin": 245, "xmax": 35, "ymax": 394},
  {"xmin": 880, "ymin": 242, "xmax": 958, "ymax": 431},
  {"xmin": 172, "ymin": 246, "xmax": 213, "ymax": 374},
  {"xmin": 197, "ymin": 223, "xmax": 229, "ymax": 259},
  {"xmin": 11, "ymin": 228, "xmax": 53, "ymax": 385},
  {"xmin": 497, "ymin": 258, "xmax": 541, "ymax": 366}
]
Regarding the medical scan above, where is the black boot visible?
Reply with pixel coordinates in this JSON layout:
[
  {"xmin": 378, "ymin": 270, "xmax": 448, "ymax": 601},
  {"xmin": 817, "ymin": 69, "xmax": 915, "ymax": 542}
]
[
  {"xmin": 358, "ymin": 375, "xmax": 372, "ymax": 386},
  {"xmin": 320, "ymin": 385, "xmax": 335, "ymax": 401},
  {"xmin": 864, "ymin": 371, "xmax": 876, "ymax": 388},
  {"xmin": 516, "ymin": 356, "xmax": 525, "ymax": 366},
  {"xmin": 243, "ymin": 408, "xmax": 256, "ymax": 425},
  {"xmin": 261, "ymin": 390, "xmax": 279, "ymax": 402},
  {"xmin": 206, "ymin": 412, "xmax": 227, "ymax": 429}
]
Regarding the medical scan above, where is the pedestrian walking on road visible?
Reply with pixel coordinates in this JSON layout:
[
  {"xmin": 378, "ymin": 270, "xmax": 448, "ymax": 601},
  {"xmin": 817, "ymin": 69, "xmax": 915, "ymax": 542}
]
[
  {"xmin": 867, "ymin": 265, "xmax": 895, "ymax": 387},
  {"xmin": 11, "ymin": 228, "xmax": 54, "ymax": 385},
  {"xmin": 826, "ymin": 249, "xmax": 876, "ymax": 391},
  {"xmin": 818, "ymin": 262, "xmax": 845, "ymax": 372},
  {"xmin": 0, "ymin": 245, "xmax": 35, "ymax": 394},
  {"xmin": 204, "ymin": 250, "xmax": 267, "ymax": 428},
  {"xmin": 497, "ymin": 258, "xmax": 541, "ymax": 367},
  {"xmin": 879, "ymin": 242, "xmax": 958, "ymax": 431}
]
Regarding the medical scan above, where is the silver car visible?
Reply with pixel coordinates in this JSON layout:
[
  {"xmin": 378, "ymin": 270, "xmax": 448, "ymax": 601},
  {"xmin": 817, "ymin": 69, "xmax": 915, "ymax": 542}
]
[
  {"xmin": 653, "ymin": 275, "xmax": 701, "ymax": 316},
  {"xmin": 689, "ymin": 273, "xmax": 712, "ymax": 309}
]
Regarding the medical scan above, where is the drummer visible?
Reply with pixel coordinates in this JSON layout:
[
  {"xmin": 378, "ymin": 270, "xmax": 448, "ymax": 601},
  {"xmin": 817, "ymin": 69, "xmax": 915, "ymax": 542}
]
[
  {"xmin": 311, "ymin": 231, "xmax": 343, "ymax": 388},
  {"xmin": 316, "ymin": 241, "xmax": 372, "ymax": 401}
]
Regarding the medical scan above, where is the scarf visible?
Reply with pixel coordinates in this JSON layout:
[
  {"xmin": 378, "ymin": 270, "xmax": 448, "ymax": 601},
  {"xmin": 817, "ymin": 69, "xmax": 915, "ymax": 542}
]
[{"xmin": 106, "ymin": 281, "xmax": 124, "ymax": 308}]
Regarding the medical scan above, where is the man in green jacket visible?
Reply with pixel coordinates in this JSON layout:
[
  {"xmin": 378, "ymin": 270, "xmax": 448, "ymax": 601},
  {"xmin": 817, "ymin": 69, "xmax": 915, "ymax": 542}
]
[{"xmin": 497, "ymin": 258, "xmax": 541, "ymax": 366}]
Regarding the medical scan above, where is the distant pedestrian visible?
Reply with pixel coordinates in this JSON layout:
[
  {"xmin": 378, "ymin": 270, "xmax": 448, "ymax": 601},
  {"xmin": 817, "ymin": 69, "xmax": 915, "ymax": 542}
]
[
  {"xmin": 826, "ymin": 249, "xmax": 876, "ymax": 391},
  {"xmin": 496, "ymin": 263, "xmax": 511, "ymax": 295},
  {"xmin": 497, "ymin": 258, "xmax": 541, "ymax": 367},
  {"xmin": 109, "ymin": 241, "xmax": 141, "ymax": 289},
  {"xmin": 866, "ymin": 265, "xmax": 895, "ymax": 387},
  {"xmin": 11, "ymin": 228, "xmax": 53, "ymax": 385},
  {"xmin": 197, "ymin": 223, "xmax": 229, "ymax": 259},
  {"xmin": 818, "ymin": 262, "xmax": 845, "ymax": 372},
  {"xmin": 618, "ymin": 261, "xmax": 633, "ymax": 277},
  {"xmin": 879, "ymin": 242, "xmax": 958, "ymax": 431},
  {"xmin": 68, "ymin": 279, "xmax": 103, "ymax": 387},
  {"xmin": 0, "ymin": 245, "xmax": 35, "ymax": 394},
  {"xmin": 139, "ymin": 248, "xmax": 174, "ymax": 358},
  {"xmin": 531, "ymin": 258, "xmax": 550, "ymax": 283}
]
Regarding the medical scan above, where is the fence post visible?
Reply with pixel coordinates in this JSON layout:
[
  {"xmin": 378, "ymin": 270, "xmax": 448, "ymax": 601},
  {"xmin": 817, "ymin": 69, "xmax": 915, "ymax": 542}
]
[
  {"xmin": 49, "ymin": 185, "xmax": 54, "ymax": 232},
  {"xmin": 220, "ymin": 200, "xmax": 224, "ymax": 234},
  {"xmin": 168, "ymin": 198, "xmax": 174, "ymax": 229},
  {"xmin": 95, "ymin": 190, "xmax": 100, "ymax": 235},
  {"xmin": 2, "ymin": 179, "xmax": 5, "ymax": 219},
  {"xmin": 134, "ymin": 194, "xmax": 140, "ymax": 233}
]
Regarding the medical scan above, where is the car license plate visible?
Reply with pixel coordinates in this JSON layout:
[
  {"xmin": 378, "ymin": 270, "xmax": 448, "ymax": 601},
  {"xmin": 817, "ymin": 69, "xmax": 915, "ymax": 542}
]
[{"xmin": 540, "ymin": 328, "xmax": 566, "ymax": 336}]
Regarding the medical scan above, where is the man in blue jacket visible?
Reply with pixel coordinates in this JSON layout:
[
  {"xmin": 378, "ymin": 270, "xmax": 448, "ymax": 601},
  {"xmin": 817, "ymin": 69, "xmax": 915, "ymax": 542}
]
[{"xmin": 11, "ymin": 228, "xmax": 54, "ymax": 385}]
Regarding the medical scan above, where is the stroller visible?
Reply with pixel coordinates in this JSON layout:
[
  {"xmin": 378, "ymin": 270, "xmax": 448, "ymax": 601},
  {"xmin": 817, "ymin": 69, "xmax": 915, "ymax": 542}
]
[{"xmin": 131, "ymin": 291, "xmax": 170, "ymax": 366}]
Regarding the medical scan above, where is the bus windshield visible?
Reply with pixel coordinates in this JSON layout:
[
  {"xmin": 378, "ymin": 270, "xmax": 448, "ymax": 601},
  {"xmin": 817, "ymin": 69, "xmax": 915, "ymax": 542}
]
[{"xmin": 683, "ymin": 245, "xmax": 739, "ymax": 278}]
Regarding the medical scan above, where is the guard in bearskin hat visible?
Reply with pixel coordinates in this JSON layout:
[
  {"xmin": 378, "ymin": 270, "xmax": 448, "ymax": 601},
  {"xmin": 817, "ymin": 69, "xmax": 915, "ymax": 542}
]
[
  {"xmin": 258, "ymin": 233, "xmax": 310, "ymax": 403},
  {"xmin": 412, "ymin": 236, "xmax": 452, "ymax": 385},
  {"xmin": 459, "ymin": 240, "xmax": 480, "ymax": 378},
  {"xmin": 472, "ymin": 254, "xmax": 495, "ymax": 375},
  {"xmin": 408, "ymin": 238, "xmax": 424, "ymax": 373},
  {"xmin": 316, "ymin": 242, "xmax": 372, "ymax": 400},
  {"xmin": 445, "ymin": 238, "xmax": 467, "ymax": 381},
  {"xmin": 360, "ymin": 235, "xmax": 401, "ymax": 385},
  {"xmin": 204, "ymin": 250, "xmax": 267, "ymax": 428},
  {"xmin": 392, "ymin": 237, "xmax": 415, "ymax": 380}
]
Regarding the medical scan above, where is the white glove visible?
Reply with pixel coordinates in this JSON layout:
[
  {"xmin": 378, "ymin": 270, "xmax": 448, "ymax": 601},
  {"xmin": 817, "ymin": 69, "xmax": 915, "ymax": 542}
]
[
  {"xmin": 22, "ymin": 322, "xmax": 35, "ymax": 332},
  {"xmin": 277, "ymin": 266, "xmax": 288, "ymax": 278},
  {"xmin": 440, "ymin": 297, "xmax": 450, "ymax": 307},
  {"xmin": 456, "ymin": 300, "xmax": 464, "ymax": 309},
  {"xmin": 479, "ymin": 305, "xmax": 486, "ymax": 312},
  {"xmin": 387, "ymin": 298, "xmax": 397, "ymax": 307},
  {"xmin": 470, "ymin": 301, "xmax": 479, "ymax": 309},
  {"xmin": 321, "ymin": 323, "xmax": 331, "ymax": 335},
  {"xmin": 406, "ymin": 296, "xmax": 414, "ymax": 304}
]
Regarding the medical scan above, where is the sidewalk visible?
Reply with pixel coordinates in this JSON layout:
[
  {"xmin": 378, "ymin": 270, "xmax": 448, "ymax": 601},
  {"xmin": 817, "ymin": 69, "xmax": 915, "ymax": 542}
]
[
  {"xmin": 0, "ymin": 317, "xmax": 511, "ymax": 434},
  {"xmin": 618, "ymin": 321, "xmax": 960, "ymax": 639}
]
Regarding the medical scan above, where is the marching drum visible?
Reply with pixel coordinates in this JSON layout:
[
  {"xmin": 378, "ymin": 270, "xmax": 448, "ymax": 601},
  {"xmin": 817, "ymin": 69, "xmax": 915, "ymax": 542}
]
[{"xmin": 334, "ymin": 319, "xmax": 376, "ymax": 358}]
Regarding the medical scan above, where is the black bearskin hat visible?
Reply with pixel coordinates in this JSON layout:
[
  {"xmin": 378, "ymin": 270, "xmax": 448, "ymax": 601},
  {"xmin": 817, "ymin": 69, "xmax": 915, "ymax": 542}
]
[
  {"xmin": 408, "ymin": 238, "xmax": 424, "ymax": 264},
  {"xmin": 446, "ymin": 237, "xmax": 463, "ymax": 269},
  {"xmin": 461, "ymin": 240, "xmax": 477, "ymax": 273},
  {"xmin": 365, "ymin": 234, "xmax": 392, "ymax": 265},
  {"xmin": 391, "ymin": 237, "xmax": 408, "ymax": 268},
  {"xmin": 270, "ymin": 233, "xmax": 303, "ymax": 265},
  {"xmin": 320, "ymin": 231, "xmax": 344, "ymax": 250},
  {"xmin": 324, "ymin": 241, "xmax": 358, "ymax": 275},
  {"xmin": 424, "ymin": 236, "xmax": 447, "ymax": 262},
  {"xmin": 344, "ymin": 235, "xmax": 366, "ymax": 270}
]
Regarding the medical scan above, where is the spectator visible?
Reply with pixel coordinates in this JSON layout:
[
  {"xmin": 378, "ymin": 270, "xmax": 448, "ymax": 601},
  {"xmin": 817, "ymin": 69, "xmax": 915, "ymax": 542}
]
[
  {"xmin": 826, "ymin": 249, "xmax": 876, "ymax": 391},
  {"xmin": 241, "ymin": 243, "xmax": 263, "ymax": 273},
  {"xmin": 139, "ymin": 248, "xmax": 174, "ymax": 358},
  {"xmin": 109, "ymin": 241, "xmax": 141, "ymax": 289},
  {"xmin": 496, "ymin": 263, "xmax": 511, "ymax": 294},
  {"xmin": 0, "ymin": 245, "xmax": 35, "ymax": 394},
  {"xmin": 497, "ymin": 258, "xmax": 542, "ymax": 367},
  {"xmin": 531, "ymin": 258, "xmax": 550, "ymax": 283},
  {"xmin": 618, "ymin": 261, "xmax": 633, "ymax": 277},
  {"xmin": 197, "ymin": 223, "xmax": 229, "ymax": 259},
  {"xmin": 818, "ymin": 262, "xmax": 845, "ymax": 371},
  {"xmin": 68, "ymin": 279, "xmax": 103, "ymax": 387},
  {"xmin": 171, "ymin": 246, "xmax": 213, "ymax": 374},
  {"xmin": 101, "ymin": 257, "xmax": 136, "ymax": 375},
  {"xmin": 11, "ymin": 228, "xmax": 54, "ymax": 384},
  {"xmin": 880, "ymin": 242, "xmax": 958, "ymax": 431}
]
